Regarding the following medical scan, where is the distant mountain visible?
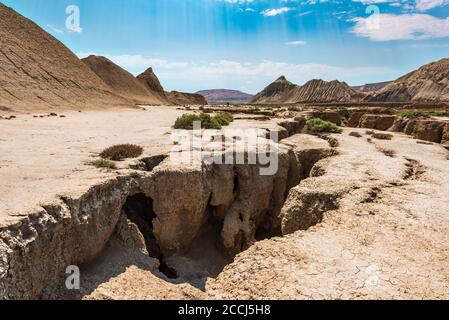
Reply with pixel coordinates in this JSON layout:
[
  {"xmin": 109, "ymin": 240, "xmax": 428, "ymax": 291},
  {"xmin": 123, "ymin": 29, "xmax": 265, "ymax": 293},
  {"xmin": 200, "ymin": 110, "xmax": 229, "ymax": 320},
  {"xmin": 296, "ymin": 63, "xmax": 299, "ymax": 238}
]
[
  {"xmin": 251, "ymin": 76, "xmax": 365, "ymax": 104},
  {"xmin": 166, "ymin": 91, "xmax": 207, "ymax": 106},
  {"xmin": 196, "ymin": 89, "xmax": 254, "ymax": 104},
  {"xmin": 352, "ymin": 81, "xmax": 392, "ymax": 93},
  {"xmin": 366, "ymin": 58, "xmax": 449, "ymax": 102}
]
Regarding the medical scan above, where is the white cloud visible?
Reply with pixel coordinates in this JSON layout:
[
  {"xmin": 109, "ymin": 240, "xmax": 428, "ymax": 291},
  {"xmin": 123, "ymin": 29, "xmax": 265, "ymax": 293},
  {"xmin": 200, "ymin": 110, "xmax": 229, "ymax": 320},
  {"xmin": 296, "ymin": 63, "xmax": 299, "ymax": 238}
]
[
  {"xmin": 351, "ymin": 13, "xmax": 449, "ymax": 41},
  {"xmin": 261, "ymin": 7, "xmax": 294, "ymax": 16},
  {"xmin": 415, "ymin": 0, "xmax": 449, "ymax": 11},
  {"xmin": 285, "ymin": 40, "xmax": 307, "ymax": 45},
  {"xmin": 77, "ymin": 52, "xmax": 392, "ymax": 90}
]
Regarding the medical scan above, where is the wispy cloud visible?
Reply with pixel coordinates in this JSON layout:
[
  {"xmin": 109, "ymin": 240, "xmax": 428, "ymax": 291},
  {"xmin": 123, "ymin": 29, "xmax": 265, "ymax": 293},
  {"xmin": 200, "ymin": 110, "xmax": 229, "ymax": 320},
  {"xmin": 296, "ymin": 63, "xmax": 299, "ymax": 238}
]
[
  {"xmin": 285, "ymin": 40, "xmax": 307, "ymax": 45},
  {"xmin": 261, "ymin": 7, "xmax": 294, "ymax": 17}
]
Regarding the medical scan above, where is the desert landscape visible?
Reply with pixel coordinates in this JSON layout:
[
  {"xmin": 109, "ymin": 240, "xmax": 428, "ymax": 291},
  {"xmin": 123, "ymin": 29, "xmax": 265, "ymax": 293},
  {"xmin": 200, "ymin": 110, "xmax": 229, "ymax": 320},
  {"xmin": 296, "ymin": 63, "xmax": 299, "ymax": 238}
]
[{"xmin": 1, "ymin": 1, "xmax": 449, "ymax": 301}]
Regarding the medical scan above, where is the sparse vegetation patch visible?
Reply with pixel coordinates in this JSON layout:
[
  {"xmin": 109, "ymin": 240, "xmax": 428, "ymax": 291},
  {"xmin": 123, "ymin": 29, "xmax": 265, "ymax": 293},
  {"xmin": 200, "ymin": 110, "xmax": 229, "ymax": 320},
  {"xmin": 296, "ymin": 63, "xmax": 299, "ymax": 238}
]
[
  {"xmin": 288, "ymin": 106, "xmax": 301, "ymax": 112},
  {"xmin": 349, "ymin": 131, "xmax": 362, "ymax": 138},
  {"xmin": 92, "ymin": 158, "xmax": 117, "ymax": 169},
  {"xmin": 400, "ymin": 109, "xmax": 428, "ymax": 119},
  {"xmin": 431, "ymin": 111, "xmax": 449, "ymax": 117},
  {"xmin": 372, "ymin": 133, "xmax": 393, "ymax": 140},
  {"xmin": 214, "ymin": 112, "xmax": 235, "ymax": 126},
  {"xmin": 378, "ymin": 147, "xmax": 396, "ymax": 158},
  {"xmin": 173, "ymin": 113, "xmax": 234, "ymax": 130},
  {"xmin": 306, "ymin": 118, "xmax": 343, "ymax": 134},
  {"xmin": 100, "ymin": 144, "xmax": 143, "ymax": 161}
]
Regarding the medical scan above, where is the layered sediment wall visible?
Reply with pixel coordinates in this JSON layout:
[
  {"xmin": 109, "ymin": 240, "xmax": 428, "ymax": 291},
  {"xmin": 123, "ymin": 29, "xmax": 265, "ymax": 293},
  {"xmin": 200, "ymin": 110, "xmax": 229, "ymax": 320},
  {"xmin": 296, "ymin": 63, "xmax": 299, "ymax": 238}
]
[
  {"xmin": 0, "ymin": 119, "xmax": 337, "ymax": 299},
  {"xmin": 309, "ymin": 108, "xmax": 449, "ymax": 147}
]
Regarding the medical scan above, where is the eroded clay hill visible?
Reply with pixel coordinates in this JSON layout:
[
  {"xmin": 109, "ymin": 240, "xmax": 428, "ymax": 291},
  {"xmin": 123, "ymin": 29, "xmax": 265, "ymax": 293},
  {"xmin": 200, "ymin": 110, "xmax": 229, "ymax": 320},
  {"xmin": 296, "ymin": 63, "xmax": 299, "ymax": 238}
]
[
  {"xmin": 367, "ymin": 58, "xmax": 449, "ymax": 102},
  {"xmin": 82, "ymin": 56, "xmax": 164, "ymax": 105},
  {"xmin": 251, "ymin": 76, "xmax": 365, "ymax": 104},
  {"xmin": 136, "ymin": 67, "xmax": 168, "ymax": 102},
  {"xmin": 137, "ymin": 67, "xmax": 207, "ymax": 105},
  {"xmin": 0, "ymin": 4, "xmax": 128, "ymax": 112},
  {"xmin": 251, "ymin": 76, "xmax": 298, "ymax": 104},
  {"xmin": 290, "ymin": 79, "xmax": 365, "ymax": 103}
]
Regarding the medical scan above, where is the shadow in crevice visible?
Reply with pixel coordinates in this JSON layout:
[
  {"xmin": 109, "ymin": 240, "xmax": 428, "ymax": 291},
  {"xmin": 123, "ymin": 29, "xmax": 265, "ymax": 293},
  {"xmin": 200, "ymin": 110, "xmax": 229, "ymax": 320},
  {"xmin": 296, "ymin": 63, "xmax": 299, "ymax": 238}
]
[{"xmin": 123, "ymin": 193, "xmax": 178, "ymax": 279}]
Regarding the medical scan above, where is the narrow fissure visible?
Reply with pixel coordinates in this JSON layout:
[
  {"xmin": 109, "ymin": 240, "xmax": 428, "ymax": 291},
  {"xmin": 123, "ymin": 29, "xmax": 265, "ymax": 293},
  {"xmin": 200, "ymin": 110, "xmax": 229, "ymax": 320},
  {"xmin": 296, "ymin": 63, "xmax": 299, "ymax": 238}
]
[{"xmin": 122, "ymin": 193, "xmax": 178, "ymax": 279}]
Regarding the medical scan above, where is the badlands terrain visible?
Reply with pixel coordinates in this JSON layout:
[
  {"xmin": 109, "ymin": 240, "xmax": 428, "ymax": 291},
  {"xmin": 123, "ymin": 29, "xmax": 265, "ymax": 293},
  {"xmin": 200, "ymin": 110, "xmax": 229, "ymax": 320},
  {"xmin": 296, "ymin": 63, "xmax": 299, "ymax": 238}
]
[{"xmin": 1, "ymin": 3, "xmax": 449, "ymax": 300}]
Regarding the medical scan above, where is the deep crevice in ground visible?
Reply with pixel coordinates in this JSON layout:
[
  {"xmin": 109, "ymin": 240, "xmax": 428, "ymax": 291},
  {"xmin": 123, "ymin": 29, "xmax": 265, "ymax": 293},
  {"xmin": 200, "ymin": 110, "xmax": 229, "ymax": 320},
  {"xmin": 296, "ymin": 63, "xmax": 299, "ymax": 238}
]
[{"xmin": 122, "ymin": 193, "xmax": 178, "ymax": 279}]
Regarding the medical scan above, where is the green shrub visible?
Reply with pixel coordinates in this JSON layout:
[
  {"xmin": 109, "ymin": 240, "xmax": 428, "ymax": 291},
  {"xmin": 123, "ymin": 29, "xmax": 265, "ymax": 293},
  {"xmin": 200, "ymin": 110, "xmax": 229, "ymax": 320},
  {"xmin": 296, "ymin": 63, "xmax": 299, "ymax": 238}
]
[
  {"xmin": 431, "ymin": 111, "xmax": 448, "ymax": 117},
  {"xmin": 306, "ymin": 118, "xmax": 343, "ymax": 134},
  {"xmin": 174, "ymin": 113, "xmax": 234, "ymax": 130},
  {"xmin": 100, "ymin": 144, "xmax": 143, "ymax": 161},
  {"xmin": 288, "ymin": 106, "xmax": 301, "ymax": 112},
  {"xmin": 400, "ymin": 109, "xmax": 428, "ymax": 119},
  {"xmin": 92, "ymin": 158, "xmax": 117, "ymax": 169},
  {"xmin": 214, "ymin": 112, "xmax": 234, "ymax": 126}
]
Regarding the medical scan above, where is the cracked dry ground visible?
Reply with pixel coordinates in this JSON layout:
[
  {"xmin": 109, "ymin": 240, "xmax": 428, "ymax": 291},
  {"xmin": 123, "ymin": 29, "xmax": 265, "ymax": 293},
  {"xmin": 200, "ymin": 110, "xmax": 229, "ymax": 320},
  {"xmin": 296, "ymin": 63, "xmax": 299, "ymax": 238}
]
[{"xmin": 84, "ymin": 129, "xmax": 449, "ymax": 300}]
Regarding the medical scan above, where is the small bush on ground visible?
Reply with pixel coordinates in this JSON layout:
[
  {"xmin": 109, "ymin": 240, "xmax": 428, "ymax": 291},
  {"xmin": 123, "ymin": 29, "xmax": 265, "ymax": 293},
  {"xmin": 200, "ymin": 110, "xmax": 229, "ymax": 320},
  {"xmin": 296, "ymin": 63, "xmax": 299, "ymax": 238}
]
[
  {"xmin": 100, "ymin": 144, "xmax": 143, "ymax": 161},
  {"xmin": 288, "ymin": 106, "xmax": 301, "ymax": 112},
  {"xmin": 431, "ymin": 111, "xmax": 448, "ymax": 117},
  {"xmin": 372, "ymin": 133, "xmax": 393, "ymax": 140},
  {"xmin": 400, "ymin": 109, "xmax": 428, "ymax": 119},
  {"xmin": 349, "ymin": 131, "xmax": 362, "ymax": 138},
  {"xmin": 174, "ymin": 113, "xmax": 234, "ymax": 130},
  {"xmin": 378, "ymin": 147, "xmax": 396, "ymax": 158},
  {"xmin": 214, "ymin": 112, "xmax": 234, "ymax": 126},
  {"xmin": 306, "ymin": 118, "xmax": 343, "ymax": 134},
  {"xmin": 92, "ymin": 158, "xmax": 117, "ymax": 169}
]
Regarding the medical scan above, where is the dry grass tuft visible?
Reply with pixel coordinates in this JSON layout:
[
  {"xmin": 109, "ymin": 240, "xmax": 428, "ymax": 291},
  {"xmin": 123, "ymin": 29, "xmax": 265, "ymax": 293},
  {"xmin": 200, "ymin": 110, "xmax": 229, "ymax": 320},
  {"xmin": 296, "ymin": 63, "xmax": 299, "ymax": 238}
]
[{"xmin": 100, "ymin": 144, "xmax": 143, "ymax": 161}]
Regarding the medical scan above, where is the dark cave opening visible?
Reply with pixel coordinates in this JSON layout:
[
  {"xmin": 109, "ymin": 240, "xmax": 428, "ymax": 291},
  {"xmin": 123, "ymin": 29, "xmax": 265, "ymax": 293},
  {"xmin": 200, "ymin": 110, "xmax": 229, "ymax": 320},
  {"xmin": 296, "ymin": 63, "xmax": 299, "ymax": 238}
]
[{"xmin": 122, "ymin": 193, "xmax": 178, "ymax": 279}]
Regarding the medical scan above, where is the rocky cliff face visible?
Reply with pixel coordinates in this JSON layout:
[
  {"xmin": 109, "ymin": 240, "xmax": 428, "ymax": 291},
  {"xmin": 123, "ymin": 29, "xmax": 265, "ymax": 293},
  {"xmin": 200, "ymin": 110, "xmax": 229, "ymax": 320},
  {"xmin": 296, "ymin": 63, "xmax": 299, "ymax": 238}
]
[
  {"xmin": 82, "ymin": 56, "xmax": 165, "ymax": 105},
  {"xmin": 367, "ymin": 58, "xmax": 449, "ymax": 102},
  {"xmin": 251, "ymin": 76, "xmax": 365, "ymax": 104},
  {"xmin": 137, "ymin": 68, "xmax": 207, "ymax": 105},
  {"xmin": 136, "ymin": 67, "xmax": 168, "ymax": 102},
  {"xmin": 0, "ymin": 4, "xmax": 128, "ymax": 112}
]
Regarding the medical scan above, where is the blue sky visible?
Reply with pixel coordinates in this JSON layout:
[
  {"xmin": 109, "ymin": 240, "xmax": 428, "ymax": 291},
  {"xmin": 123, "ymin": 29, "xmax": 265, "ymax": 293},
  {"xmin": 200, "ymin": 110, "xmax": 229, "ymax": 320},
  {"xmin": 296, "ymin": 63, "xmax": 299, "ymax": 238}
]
[{"xmin": 3, "ymin": 0, "xmax": 449, "ymax": 93}]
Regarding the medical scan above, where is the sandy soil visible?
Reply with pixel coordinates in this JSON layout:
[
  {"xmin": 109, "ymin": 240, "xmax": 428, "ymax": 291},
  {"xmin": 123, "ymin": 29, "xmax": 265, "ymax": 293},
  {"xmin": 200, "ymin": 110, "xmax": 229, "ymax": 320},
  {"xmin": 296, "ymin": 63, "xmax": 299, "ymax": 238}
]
[
  {"xmin": 0, "ymin": 107, "xmax": 182, "ymax": 223},
  {"xmin": 0, "ymin": 107, "xmax": 281, "ymax": 225}
]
